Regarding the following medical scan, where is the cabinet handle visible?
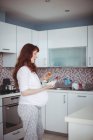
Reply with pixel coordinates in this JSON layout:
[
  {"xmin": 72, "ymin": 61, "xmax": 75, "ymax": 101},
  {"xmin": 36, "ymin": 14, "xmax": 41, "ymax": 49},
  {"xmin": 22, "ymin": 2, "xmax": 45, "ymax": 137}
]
[
  {"xmin": 11, "ymin": 96, "xmax": 19, "ymax": 100},
  {"xmin": 89, "ymin": 57, "xmax": 91, "ymax": 65},
  {"xmin": 6, "ymin": 104, "xmax": 17, "ymax": 108},
  {"xmin": 2, "ymin": 48, "xmax": 10, "ymax": 50},
  {"xmin": 63, "ymin": 95, "xmax": 66, "ymax": 103},
  {"xmin": 77, "ymin": 95, "xmax": 87, "ymax": 98},
  {"xmin": 13, "ymin": 131, "xmax": 20, "ymax": 135}
]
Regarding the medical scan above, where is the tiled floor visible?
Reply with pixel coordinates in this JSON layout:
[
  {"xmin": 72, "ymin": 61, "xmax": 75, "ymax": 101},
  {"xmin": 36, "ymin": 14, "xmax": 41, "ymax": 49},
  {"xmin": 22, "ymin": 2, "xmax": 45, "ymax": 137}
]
[{"xmin": 43, "ymin": 133, "xmax": 68, "ymax": 140}]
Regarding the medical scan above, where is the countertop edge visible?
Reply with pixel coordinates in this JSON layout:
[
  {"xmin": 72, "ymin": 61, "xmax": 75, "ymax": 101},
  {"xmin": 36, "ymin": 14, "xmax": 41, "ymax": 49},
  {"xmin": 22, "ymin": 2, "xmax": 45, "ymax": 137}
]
[
  {"xmin": 0, "ymin": 89, "xmax": 93, "ymax": 99},
  {"xmin": 65, "ymin": 106, "xmax": 93, "ymax": 125},
  {"xmin": 48, "ymin": 89, "xmax": 93, "ymax": 94}
]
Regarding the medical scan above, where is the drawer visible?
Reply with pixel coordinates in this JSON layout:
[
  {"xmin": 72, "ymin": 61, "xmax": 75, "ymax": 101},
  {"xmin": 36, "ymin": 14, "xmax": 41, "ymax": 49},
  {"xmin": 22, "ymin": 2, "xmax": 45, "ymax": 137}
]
[
  {"xmin": 4, "ymin": 128, "xmax": 24, "ymax": 140},
  {"xmin": 17, "ymin": 128, "xmax": 25, "ymax": 139}
]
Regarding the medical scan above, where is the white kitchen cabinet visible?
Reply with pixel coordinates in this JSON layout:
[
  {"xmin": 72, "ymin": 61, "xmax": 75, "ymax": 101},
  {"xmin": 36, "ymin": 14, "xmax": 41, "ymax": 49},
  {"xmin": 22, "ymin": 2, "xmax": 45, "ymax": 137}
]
[
  {"xmin": 31, "ymin": 30, "xmax": 39, "ymax": 46},
  {"xmin": 46, "ymin": 91, "xmax": 67, "ymax": 134},
  {"xmin": 0, "ymin": 99, "xmax": 2, "ymax": 123},
  {"xmin": 68, "ymin": 121, "xmax": 93, "ymax": 140},
  {"xmin": 3, "ymin": 53, "xmax": 17, "ymax": 67},
  {"xmin": 17, "ymin": 26, "xmax": 32, "ymax": 57},
  {"xmin": 0, "ymin": 21, "xmax": 16, "ymax": 53},
  {"xmin": 0, "ymin": 99, "xmax": 3, "ymax": 140},
  {"xmin": 32, "ymin": 30, "xmax": 48, "ymax": 67},
  {"xmin": 37, "ymin": 31, "xmax": 48, "ymax": 67},
  {"xmin": 88, "ymin": 25, "xmax": 93, "ymax": 67},
  {"xmin": 68, "ymin": 93, "xmax": 93, "ymax": 115},
  {"xmin": 31, "ymin": 30, "xmax": 39, "ymax": 66},
  {"xmin": 3, "ymin": 25, "xmax": 32, "ymax": 67},
  {"xmin": 0, "ymin": 123, "xmax": 3, "ymax": 140},
  {"xmin": 0, "ymin": 21, "xmax": 17, "ymax": 67},
  {"xmin": 48, "ymin": 47, "xmax": 86, "ymax": 67},
  {"xmin": 0, "ymin": 108, "xmax": 3, "ymax": 140},
  {"xmin": 41, "ymin": 106, "xmax": 46, "ymax": 129},
  {"xmin": 66, "ymin": 106, "xmax": 93, "ymax": 140},
  {"xmin": 48, "ymin": 26, "xmax": 87, "ymax": 48}
]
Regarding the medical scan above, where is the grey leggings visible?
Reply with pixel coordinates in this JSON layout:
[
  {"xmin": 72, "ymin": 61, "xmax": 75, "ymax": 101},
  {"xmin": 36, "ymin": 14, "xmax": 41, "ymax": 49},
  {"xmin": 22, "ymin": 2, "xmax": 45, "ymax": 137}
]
[{"xmin": 18, "ymin": 104, "xmax": 44, "ymax": 140}]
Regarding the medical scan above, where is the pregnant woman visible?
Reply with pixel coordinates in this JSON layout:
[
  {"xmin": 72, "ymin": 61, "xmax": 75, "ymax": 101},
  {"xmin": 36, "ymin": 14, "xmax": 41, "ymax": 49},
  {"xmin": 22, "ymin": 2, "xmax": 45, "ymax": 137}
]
[{"xmin": 13, "ymin": 43, "xmax": 55, "ymax": 140}]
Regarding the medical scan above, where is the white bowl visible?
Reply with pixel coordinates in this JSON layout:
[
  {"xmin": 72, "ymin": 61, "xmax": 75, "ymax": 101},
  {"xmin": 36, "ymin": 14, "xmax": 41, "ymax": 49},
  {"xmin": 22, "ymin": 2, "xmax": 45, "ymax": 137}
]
[{"xmin": 47, "ymin": 80, "xmax": 57, "ymax": 86}]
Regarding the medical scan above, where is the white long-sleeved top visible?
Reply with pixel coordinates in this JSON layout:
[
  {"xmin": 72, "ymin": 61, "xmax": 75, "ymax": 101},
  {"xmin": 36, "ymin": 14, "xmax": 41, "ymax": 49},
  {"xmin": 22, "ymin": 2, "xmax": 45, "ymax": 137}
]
[{"xmin": 17, "ymin": 66, "xmax": 48, "ymax": 106}]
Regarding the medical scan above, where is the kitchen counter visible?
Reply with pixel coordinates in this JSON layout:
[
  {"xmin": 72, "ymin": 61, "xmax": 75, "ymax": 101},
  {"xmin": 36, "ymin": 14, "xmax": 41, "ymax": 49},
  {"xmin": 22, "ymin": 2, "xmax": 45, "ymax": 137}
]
[
  {"xmin": 65, "ymin": 106, "xmax": 93, "ymax": 140},
  {"xmin": 48, "ymin": 89, "xmax": 93, "ymax": 94},
  {"xmin": 65, "ymin": 106, "xmax": 93, "ymax": 125},
  {"xmin": 0, "ymin": 88, "xmax": 93, "ymax": 99}
]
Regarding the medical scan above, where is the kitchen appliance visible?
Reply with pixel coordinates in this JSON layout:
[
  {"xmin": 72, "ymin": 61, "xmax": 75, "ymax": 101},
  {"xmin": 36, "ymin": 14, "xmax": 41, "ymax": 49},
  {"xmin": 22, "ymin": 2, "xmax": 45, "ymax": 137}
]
[
  {"xmin": 2, "ymin": 78, "xmax": 11, "ymax": 90},
  {"xmin": 3, "ymin": 96, "xmax": 23, "ymax": 134},
  {"xmin": 0, "ymin": 78, "xmax": 19, "ymax": 95}
]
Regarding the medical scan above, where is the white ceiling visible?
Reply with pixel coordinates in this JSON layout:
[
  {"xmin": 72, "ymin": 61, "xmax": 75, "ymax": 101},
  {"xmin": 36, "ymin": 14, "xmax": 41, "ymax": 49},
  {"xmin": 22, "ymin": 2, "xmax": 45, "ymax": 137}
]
[{"xmin": 0, "ymin": 0, "xmax": 93, "ymax": 25}]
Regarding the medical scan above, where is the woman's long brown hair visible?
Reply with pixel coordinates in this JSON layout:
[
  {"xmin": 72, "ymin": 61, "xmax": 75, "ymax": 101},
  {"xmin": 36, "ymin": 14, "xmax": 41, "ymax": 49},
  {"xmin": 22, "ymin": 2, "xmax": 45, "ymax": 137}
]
[{"xmin": 13, "ymin": 43, "xmax": 39, "ymax": 88}]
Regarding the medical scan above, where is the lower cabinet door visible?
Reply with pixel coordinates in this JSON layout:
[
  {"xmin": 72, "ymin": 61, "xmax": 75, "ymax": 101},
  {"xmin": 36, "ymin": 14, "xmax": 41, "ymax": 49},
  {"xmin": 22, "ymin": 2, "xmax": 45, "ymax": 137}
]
[
  {"xmin": 0, "ymin": 123, "xmax": 3, "ymax": 140},
  {"xmin": 68, "ymin": 93, "xmax": 93, "ymax": 115},
  {"xmin": 41, "ymin": 106, "xmax": 46, "ymax": 129},
  {"xmin": 46, "ymin": 92, "xmax": 67, "ymax": 134},
  {"xmin": 4, "ymin": 128, "xmax": 24, "ymax": 140}
]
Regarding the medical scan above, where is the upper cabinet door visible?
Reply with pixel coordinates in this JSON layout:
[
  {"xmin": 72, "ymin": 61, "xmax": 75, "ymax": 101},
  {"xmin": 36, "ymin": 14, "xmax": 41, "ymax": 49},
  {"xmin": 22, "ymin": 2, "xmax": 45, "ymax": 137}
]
[
  {"xmin": 32, "ymin": 30, "xmax": 48, "ymax": 67},
  {"xmin": 48, "ymin": 26, "xmax": 87, "ymax": 48},
  {"xmin": 0, "ymin": 21, "xmax": 16, "ymax": 53},
  {"xmin": 17, "ymin": 26, "xmax": 32, "ymax": 57},
  {"xmin": 88, "ymin": 25, "xmax": 93, "ymax": 67},
  {"xmin": 37, "ymin": 31, "xmax": 48, "ymax": 67},
  {"xmin": 31, "ymin": 30, "xmax": 39, "ymax": 45}
]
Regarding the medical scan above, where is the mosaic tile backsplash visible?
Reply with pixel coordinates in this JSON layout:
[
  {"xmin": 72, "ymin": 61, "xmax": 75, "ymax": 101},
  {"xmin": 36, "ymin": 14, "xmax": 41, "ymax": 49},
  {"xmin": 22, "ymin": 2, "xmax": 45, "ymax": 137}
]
[{"xmin": 0, "ymin": 53, "xmax": 93, "ymax": 89}]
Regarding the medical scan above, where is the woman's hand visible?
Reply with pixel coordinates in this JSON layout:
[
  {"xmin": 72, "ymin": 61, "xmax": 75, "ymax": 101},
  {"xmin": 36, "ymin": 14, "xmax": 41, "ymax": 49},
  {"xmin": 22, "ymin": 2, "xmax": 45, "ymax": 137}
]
[{"xmin": 21, "ymin": 80, "xmax": 56, "ymax": 96}]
